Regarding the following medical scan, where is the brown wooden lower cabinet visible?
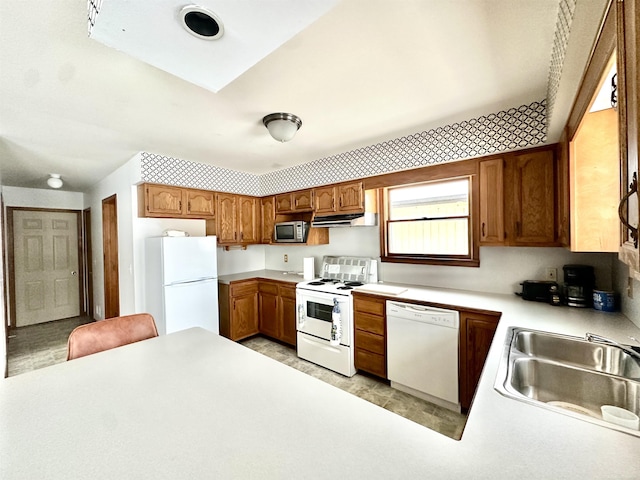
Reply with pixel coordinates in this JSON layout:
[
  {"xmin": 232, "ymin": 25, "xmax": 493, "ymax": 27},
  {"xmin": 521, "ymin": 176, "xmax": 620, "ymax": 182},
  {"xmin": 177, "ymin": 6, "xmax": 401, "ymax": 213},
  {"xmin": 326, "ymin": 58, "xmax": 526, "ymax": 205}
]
[
  {"xmin": 459, "ymin": 310, "xmax": 501, "ymax": 410},
  {"xmin": 219, "ymin": 279, "xmax": 296, "ymax": 346},
  {"xmin": 353, "ymin": 293, "xmax": 387, "ymax": 379},
  {"xmin": 218, "ymin": 280, "xmax": 259, "ymax": 341},
  {"xmin": 278, "ymin": 284, "xmax": 297, "ymax": 346}
]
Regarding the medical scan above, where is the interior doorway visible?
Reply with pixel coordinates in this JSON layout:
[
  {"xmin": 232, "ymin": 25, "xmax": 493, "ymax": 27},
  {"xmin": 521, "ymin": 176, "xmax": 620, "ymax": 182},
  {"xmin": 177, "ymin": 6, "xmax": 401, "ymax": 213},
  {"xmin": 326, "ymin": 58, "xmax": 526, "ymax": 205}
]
[
  {"xmin": 102, "ymin": 195, "xmax": 120, "ymax": 319},
  {"xmin": 8, "ymin": 208, "xmax": 83, "ymax": 326}
]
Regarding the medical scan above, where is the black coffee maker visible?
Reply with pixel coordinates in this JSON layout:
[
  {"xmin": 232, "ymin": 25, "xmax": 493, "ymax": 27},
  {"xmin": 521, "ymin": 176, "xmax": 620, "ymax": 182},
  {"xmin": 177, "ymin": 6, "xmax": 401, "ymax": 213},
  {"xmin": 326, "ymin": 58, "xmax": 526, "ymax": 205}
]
[{"xmin": 562, "ymin": 264, "xmax": 595, "ymax": 308}]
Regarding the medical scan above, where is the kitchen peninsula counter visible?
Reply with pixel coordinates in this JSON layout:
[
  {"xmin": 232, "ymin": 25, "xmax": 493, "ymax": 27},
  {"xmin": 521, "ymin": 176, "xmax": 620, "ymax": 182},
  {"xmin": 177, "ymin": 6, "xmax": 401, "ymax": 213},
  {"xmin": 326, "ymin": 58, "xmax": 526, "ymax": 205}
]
[{"xmin": 2, "ymin": 285, "xmax": 639, "ymax": 478}]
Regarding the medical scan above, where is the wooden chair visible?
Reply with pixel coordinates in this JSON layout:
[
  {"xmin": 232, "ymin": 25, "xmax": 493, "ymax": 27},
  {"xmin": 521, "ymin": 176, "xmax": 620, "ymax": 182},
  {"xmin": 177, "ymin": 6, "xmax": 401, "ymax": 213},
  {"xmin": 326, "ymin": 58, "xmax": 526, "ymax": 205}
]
[{"xmin": 66, "ymin": 313, "xmax": 159, "ymax": 360}]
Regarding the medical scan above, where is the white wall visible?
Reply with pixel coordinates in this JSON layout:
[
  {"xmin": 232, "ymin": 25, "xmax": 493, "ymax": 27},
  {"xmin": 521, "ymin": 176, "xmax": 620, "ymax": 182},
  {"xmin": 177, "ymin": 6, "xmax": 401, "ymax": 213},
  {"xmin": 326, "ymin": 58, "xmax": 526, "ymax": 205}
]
[
  {"xmin": 217, "ymin": 245, "xmax": 266, "ymax": 276},
  {"xmin": 1, "ymin": 186, "xmax": 84, "ymax": 210},
  {"xmin": 264, "ymin": 226, "xmax": 617, "ymax": 295},
  {"xmin": 85, "ymin": 157, "xmax": 142, "ymax": 319},
  {"xmin": 613, "ymin": 259, "xmax": 640, "ymax": 329}
]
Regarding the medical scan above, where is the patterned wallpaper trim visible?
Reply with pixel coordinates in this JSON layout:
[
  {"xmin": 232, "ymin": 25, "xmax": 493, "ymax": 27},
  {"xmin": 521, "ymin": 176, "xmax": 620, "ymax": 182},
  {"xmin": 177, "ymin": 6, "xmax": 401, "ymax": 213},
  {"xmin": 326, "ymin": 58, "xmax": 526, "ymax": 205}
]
[
  {"xmin": 141, "ymin": 153, "xmax": 261, "ymax": 196},
  {"xmin": 87, "ymin": 0, "xmax": 103, "ymax": 36},
  {"xmin": 546, "ymin": 0, "xmax": 577, "ymax": 118},
  {"xmin": 140, "ymin": 99, "xmax": 547, "ymax": 196}
]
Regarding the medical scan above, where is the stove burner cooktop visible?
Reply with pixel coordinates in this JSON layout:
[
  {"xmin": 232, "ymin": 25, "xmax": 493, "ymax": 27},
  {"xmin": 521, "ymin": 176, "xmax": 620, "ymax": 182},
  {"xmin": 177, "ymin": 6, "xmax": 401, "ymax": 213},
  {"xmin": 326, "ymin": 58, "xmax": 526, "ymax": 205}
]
[
  {"xmin": 337, "ymin": 286, "xmax": 353, "ymax": 290},
  {"xmin": 308, "ymin": 281, "xmax": 325, "ymax": 286},
  {"xmin": 345, "ymin": 281, "xmax": 364, "ymax": 287}
]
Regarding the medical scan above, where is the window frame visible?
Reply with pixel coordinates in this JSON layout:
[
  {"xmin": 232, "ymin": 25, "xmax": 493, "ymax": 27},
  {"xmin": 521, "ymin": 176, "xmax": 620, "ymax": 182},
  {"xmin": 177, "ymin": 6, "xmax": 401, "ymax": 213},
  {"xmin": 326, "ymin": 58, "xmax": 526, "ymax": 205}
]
[{"xmin": 380, "ymin": 174, "xmax": 480, "ymax": 267}]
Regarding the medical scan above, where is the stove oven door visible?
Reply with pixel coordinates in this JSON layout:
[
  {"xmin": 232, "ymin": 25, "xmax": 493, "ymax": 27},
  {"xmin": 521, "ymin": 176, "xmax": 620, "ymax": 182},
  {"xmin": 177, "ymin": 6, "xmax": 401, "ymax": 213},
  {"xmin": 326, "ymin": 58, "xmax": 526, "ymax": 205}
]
[{"xmin": 295, "ymin": 290, "xmax": 352, "ymax": 346}]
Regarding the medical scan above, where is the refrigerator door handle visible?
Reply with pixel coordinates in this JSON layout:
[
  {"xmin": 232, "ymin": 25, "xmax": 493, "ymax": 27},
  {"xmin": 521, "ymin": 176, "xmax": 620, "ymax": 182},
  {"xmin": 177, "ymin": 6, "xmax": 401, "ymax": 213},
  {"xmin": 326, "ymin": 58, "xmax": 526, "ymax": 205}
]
[{"xmin": 167, "ymin": 277, "xmax": 217, "ymax": 286}]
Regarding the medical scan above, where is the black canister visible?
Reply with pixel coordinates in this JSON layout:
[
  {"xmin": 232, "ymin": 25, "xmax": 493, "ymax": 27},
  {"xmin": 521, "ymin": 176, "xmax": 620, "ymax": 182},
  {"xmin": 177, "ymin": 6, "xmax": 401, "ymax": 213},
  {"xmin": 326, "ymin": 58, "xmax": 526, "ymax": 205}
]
[{"xmin": 563, "ymin": 264, "xmax": 595, "ymax": 308}]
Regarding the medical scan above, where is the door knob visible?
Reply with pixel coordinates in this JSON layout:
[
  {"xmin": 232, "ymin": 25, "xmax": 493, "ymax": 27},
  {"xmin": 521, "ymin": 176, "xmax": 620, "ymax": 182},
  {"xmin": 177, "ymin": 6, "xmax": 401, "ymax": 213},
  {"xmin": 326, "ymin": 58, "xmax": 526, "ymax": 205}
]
[{"xmin": 71, "ymin": 271, "xmax": 77, "ymax": 276}]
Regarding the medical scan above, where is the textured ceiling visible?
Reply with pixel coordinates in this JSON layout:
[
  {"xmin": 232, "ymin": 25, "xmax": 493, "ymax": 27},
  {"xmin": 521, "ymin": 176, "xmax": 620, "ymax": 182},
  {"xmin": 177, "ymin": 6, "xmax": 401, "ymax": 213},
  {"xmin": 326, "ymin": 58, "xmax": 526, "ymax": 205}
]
[{"xmin": 0, "ymin": 0, "xmax": 607, "ymax": 192}]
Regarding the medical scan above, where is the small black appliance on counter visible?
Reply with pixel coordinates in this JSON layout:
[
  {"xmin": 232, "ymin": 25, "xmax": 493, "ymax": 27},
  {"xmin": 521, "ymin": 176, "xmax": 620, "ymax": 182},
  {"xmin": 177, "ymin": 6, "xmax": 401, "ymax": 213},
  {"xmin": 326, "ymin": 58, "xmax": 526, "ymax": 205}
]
[
  {"xmin": 516, "ymin": 280, "xmax": 560, "ymax": 304},
  {"xmin": 563, "ymin": 264, "xmax": 595, "ymax": 308}
]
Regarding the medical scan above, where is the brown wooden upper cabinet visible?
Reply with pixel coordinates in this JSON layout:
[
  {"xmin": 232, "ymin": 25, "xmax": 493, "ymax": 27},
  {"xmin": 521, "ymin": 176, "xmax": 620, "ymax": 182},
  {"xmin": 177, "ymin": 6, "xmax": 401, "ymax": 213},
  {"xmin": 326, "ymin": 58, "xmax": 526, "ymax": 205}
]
[
  {"xmin": 138, "ymin": 183, "xmax": 215, "ymax": 219},
  {"xmin": 479, "ymin": 148, "xmax": 559, "ymax": 247},
  {"xmin": 314, "ymin": 181, "xmax": 364, "ymax": 215},
  {"xmin": 479, "ymin": 159, "xmax": 505, "ymax": 245},
  {"xmin": 216, "ymin": 193, "xmax": 260, "ymax": 246},
  {"xmin": 261, "ymin": 196, "xmax": 275, "ymax": 244},
  {"xmin": 275, "ymin": 190, "xmax": 314, "ymax": 213}
]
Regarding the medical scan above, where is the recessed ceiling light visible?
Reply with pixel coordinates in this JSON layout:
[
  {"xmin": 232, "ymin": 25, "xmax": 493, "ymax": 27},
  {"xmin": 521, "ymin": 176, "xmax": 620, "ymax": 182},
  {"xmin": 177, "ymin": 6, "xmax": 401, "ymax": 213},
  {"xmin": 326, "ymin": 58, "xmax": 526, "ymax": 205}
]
[{"xmin": 179, "ymin": 5, "xmax": 224, "ymax": 41}]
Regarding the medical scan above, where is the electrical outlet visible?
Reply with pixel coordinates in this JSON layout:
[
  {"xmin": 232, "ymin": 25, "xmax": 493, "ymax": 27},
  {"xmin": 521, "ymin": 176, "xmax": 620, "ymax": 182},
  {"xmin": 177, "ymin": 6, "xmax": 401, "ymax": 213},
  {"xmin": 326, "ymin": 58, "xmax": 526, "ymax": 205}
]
[
  {"xmin": 545, "ymin": 267, "xmax": 557, "ymax": 282},
  {"xmin": 628, "ymin": 277, "xmax": 634, "ymax": 299},
  {"xmin": 284, "ymin": 254, "xmax": 288, "ymax": 263}
]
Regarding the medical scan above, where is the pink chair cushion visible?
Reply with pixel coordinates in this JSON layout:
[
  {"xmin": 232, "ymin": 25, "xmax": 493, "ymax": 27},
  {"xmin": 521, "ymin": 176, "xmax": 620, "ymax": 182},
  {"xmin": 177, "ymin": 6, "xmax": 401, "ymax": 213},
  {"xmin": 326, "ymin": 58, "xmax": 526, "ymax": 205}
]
[{"xmin": 67, "ymin": 313, "xmax": 158, "ymax": 360}]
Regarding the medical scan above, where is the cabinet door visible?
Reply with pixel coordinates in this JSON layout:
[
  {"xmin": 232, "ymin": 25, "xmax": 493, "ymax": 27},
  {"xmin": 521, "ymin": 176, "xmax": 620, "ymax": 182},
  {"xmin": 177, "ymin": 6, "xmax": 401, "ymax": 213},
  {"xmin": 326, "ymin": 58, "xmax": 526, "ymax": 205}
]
[
  {"xmin": 479, "ymin": 159, "xmax": 505, "ymax": 245},
  {"xmin": 217, "ymin": 193, "xmax": 238, "ymax": 244},
  {"xmin": 261, "ymin": 196, "xmax": 275, "ymax": 244},
  {"xmin": 510, "ymin": 150, "xmax": 556, "ymax": 245},
  {"xmin": 279, "ymin": 289, "xmax": 297, "ymax": 346},
  {"xmin": 459, "ymin": 311, "xmax": 499, "ymax": 410},
  {"xmin": 145, "ymin": 184, "xmax": 184, "ymax": 216},
  {"xmin": 258, "ymin": 282, "xmax": 279, "ymax": 339},
  {"xmin": 314, "ymin": 186, "xmax": 336, "ymax": 214},
  {"xmin": 231, "ymin": 282, "xmax": 259, "ymax": 340},
  {"xmin": 292, "ymin": 190, "xmax": 313, "ymax": 211},
  {"xmin": 617, "ymin": 0, "xmax": 640, "ymax": 273},
  {"xmin": 337, "ymin": 182, "xmax": 364, "ymax": 213},
  {"xmin": 275, "ymin": 194, "xmax": 293, "ymax": 213},
  {"xmin": 238, "ymin": 196, "xmax": 259, "ymax": 244},
  {"xmin": 185, "ymin": 189, "xmax": 215, "ymax": 218}
]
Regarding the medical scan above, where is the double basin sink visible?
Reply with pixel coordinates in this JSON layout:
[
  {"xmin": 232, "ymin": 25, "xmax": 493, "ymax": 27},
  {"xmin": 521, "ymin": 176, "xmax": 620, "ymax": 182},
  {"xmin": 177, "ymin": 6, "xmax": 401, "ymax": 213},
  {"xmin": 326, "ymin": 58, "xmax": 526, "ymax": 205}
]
[{"xmin": 495, "ymin": 327, "xmax": 640, "ymax": 436}]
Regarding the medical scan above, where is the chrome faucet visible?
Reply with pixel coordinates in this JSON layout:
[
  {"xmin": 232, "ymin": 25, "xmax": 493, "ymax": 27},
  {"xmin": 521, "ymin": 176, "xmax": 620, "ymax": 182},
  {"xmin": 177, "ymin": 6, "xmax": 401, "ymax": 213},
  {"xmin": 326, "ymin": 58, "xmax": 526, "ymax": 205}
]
[{"xmin": 585, "ymin": 332, "xmax": 640, "ymax": 360}]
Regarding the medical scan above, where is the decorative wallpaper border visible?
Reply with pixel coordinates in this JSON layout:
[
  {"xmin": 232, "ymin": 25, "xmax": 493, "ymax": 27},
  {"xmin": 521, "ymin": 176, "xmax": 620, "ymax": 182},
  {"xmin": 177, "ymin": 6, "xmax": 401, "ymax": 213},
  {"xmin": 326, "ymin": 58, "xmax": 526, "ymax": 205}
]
[
  {"xmin": 87, "ymin": 0, "xmax": 103, "ymax": 36},
  {"xmin": 260, "ymin": 101, "xmax": 546, "ymax": 195},
  {"xmin": 140, "ymin": 100, "xmax": 547, "ymax": 196},
  {"xmin": 546, "ymin": 0, "xmax": 577, "ymax": 118},
  {"xmin": 140, "ymin": 153, "xmax": 261, "ymax": 196}
]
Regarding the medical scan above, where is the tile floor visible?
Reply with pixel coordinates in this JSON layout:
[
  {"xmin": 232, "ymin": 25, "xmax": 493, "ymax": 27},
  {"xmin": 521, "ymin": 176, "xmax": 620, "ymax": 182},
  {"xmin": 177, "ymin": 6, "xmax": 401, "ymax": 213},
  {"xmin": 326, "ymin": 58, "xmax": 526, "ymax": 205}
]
[
  {"xmin": 6, "ymin": 316, "xmax": 93, "ymax": 377},
  {"xmin": 240, "ymin": 336, "xmax": 467, "ymax": 440},
  {"xmin": 6, "ymin": 321, "xmax": 467, "ymax": 440}
]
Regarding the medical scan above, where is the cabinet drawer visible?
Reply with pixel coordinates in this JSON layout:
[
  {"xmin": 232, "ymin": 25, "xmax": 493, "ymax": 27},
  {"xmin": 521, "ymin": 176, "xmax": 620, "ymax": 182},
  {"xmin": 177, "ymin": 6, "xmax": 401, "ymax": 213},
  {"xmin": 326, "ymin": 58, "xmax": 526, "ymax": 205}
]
[
  {"xmin": 230, "ymin": 281, "xmax": 258, "ymax": 297},
  {"xmin": 353, "ymin": 296, "xmax": 385, "ymax": 316},
  {"xmin": 258, "ymin": 282, "xmax": 279, "ymax": 295},
  {"xmin": 278, "ymin": 284, "xmax": 297, "ymax": 299},
  {"xmin": 355, "ymin": 330, "xmax": 385, "ymax": 355},
  {"xmin": 354, "ymin": 312, "xmax": 385, "ymax": 335},
  {"xmin": 355, "ymin": 349, "xmax": 386, "ymax": 378}
]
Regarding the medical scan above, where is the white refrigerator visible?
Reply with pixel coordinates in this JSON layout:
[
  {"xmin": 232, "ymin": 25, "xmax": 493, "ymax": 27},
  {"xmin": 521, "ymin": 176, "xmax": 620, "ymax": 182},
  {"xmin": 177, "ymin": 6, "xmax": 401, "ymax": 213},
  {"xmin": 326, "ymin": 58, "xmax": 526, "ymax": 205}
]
[{"xmin": 145, "ymin": 236, "xmax": 219, "ymax": 335}]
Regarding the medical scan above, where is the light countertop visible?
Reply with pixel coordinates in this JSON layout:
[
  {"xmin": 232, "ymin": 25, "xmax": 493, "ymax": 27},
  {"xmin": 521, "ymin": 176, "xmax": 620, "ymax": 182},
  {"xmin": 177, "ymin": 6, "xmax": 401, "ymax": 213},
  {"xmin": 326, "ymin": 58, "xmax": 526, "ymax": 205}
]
[
  {"xmin": 5, "ymin": 274, "xmax": 637, "ymax": 478},
  {"xmin": 218, "ymin": 269, "xmax": 304, "ymax": 285},
  {"xmin": 215, "ymin": 271, "xmax": 640, "ymax": 478}
]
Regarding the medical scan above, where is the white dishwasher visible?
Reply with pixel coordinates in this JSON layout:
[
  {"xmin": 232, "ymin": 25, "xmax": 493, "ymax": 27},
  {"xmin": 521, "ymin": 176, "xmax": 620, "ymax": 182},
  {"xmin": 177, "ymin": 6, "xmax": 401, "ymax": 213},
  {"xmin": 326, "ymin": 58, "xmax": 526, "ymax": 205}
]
[{"xmin": 386, "ymin": 300, "xmax": 460, "ymax": 412}]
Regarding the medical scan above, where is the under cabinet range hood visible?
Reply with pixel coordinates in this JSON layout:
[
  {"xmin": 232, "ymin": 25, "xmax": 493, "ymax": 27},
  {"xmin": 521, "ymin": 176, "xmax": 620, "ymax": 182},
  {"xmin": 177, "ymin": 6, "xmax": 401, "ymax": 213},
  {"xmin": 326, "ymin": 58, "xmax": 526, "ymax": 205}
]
[
  {"xmin": 311, "ymin": 188, "xmax": 379, "ymax": 227},
  {"xmin": 312, "ymin": 212, "xmax": 377, "ymax": 227}
]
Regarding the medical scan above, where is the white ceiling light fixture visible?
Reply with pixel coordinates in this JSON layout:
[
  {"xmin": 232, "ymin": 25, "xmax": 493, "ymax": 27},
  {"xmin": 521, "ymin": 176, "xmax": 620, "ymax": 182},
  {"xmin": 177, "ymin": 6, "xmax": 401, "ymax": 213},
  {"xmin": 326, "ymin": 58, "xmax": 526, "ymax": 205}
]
[
  {"xmin": 179, "ymin": 5, "xmax": 224, "ymax": 41},
  {"xmin": 47, "ymin": 174, "xmax": 63, "ymax": 189},
  {"xmin": 263, "ymin": 113, "xmax": 303, "ymax": 142}
]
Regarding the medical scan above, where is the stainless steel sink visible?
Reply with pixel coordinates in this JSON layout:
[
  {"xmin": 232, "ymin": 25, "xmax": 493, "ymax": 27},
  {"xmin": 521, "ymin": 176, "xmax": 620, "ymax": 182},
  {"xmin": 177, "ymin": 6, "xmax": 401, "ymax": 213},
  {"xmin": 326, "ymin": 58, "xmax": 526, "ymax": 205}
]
[
  {"xmin": 513, "ymin": 330, "xmax": 640, "ymax": 379},
  {"xmin": 495, "ymin": 327, "xmax": 640, "ymax": 437}
]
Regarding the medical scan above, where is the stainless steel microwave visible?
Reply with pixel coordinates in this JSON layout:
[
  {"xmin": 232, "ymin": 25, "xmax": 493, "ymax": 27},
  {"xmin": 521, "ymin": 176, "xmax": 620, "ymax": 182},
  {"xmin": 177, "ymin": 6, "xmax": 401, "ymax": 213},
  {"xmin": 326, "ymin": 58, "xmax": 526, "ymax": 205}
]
[{"xmin": 274, "ymin": 221, "xmax": 309, "ymax": 243}]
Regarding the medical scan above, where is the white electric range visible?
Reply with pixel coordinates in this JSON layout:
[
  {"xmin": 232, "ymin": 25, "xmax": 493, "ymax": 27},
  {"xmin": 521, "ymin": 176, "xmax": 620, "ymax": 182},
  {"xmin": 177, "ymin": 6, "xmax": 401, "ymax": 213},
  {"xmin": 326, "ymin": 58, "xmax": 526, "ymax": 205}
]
[{"xmin": 295, "ymin": 256, "xmax": 378, "ymax": 377}]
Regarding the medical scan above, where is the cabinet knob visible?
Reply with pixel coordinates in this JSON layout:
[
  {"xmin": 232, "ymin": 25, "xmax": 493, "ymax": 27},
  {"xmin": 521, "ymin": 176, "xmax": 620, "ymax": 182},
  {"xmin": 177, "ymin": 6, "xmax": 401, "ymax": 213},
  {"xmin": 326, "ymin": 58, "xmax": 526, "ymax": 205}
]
[{"xmin": 481, "ymin": 222, "xmax": 486, "ymax": 238}]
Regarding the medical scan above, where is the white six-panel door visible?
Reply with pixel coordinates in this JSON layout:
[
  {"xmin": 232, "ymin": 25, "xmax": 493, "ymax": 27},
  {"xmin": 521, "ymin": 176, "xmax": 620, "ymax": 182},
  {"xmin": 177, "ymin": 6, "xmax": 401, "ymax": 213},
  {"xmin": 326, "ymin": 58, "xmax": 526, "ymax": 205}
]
[{"xmin": 13, "ymin": 210, "xmax": 80, "ymax": 326}]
